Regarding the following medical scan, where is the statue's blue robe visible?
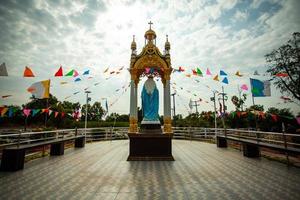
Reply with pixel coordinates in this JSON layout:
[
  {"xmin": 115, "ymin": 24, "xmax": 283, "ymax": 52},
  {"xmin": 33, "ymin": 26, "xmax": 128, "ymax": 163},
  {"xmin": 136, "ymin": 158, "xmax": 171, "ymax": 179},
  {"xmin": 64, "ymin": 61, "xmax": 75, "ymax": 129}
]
[{"xmin": 141, "ymin": 86, "xmax": 159, "ymax": 121}]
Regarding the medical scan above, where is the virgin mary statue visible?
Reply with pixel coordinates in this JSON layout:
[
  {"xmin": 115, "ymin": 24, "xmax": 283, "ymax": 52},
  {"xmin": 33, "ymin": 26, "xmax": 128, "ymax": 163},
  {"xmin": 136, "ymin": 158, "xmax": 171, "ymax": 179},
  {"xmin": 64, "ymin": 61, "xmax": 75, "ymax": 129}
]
[{"xmin": 141, "ymin": 76, "xmax": 159, "ymax": 123}]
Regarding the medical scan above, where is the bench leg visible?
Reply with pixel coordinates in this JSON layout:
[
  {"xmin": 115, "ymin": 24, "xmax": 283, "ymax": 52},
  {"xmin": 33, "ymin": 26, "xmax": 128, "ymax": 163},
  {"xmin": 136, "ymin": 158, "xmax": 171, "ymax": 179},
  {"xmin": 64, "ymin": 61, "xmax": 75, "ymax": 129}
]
[
  {"xmin": 0, "ymin": 149, "xmax": 25, "ymax": 171},
  {"xmin": 243, "ymin": 143, "xmax": 260, "ymax": 157},
  {"xmin": 75, "ymin": 137, "xmax": 85, "ymax": 148},
  {"xmin": 50, "ymin": 142, "xmax": 64, "ymax": 155},
  {"xmin": 216, "ymin": 136, "xmax": 227, "ymax": 148}
]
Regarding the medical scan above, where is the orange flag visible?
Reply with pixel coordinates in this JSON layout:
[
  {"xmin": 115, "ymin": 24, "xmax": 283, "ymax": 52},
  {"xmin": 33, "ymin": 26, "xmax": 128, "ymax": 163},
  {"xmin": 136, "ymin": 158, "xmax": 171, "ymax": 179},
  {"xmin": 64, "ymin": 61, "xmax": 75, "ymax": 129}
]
[
  {"xmin": 24, "ymin": 66, "xmax": 35, "ymax": 77},
  {"xmin": 213, "ymin": 75, "xmax": 219, "ymax": 81}
]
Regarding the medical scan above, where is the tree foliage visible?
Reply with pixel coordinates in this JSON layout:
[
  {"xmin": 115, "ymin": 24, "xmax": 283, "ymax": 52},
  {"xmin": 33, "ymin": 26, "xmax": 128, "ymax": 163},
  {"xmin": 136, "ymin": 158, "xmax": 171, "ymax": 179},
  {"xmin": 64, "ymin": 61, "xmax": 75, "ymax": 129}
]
[
  {"xmin": 231, "ymin": 94, "xmax": 247, "ymax": 111},
  {"xmin": 265, "ymin": 32, "xmax": 300, "ymax": 101}
]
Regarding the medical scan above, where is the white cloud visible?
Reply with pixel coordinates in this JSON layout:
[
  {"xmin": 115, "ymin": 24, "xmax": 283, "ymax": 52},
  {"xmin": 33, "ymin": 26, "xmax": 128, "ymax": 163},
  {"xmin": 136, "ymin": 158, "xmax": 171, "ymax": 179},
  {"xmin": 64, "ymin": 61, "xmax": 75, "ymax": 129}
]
[{"xmin": 232, "ymin": 10, "xmax": 248, "ymax": 22}]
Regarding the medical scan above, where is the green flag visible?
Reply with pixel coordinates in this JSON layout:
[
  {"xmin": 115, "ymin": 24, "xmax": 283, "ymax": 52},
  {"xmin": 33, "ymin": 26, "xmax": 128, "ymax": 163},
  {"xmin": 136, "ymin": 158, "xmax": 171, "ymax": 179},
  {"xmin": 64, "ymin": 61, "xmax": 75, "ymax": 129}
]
[
  {"xmin": 196, "ymin": 68, "xmax": 203, "ymax": 76},
  {"xmin": 65, "ymin": 69, "xmax": 74, "ymax": 76}
]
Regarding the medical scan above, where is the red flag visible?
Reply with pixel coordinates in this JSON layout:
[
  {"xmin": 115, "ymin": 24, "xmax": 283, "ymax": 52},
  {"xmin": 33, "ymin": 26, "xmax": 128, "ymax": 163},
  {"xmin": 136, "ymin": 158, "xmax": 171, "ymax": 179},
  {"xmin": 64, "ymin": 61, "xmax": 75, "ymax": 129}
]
[
  {"xmin": 275, "ymin": 73, "xmax": 288, "ymax": 77},
  {"xmin": 271, "ymin": 114, "xmax": 278, "ymax": 122},
  {"xmin": 55, "ymin": 66, "xmax": 63, "ymax": 76},
  {"xmin": 61, "ymin": 112, "xmax": 65, "ymax": 118},
  {"xmin": 24, "ymin": 66, "xmax": 35, "ymax": 77},
  {"xmin": 192, "ymin": 69, "xmax": 197, "ymax": 75}
]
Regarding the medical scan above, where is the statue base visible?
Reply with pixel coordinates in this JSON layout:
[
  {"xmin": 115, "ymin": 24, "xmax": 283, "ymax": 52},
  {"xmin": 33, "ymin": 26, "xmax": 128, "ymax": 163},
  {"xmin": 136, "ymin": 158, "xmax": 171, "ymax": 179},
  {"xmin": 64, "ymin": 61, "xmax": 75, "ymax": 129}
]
[
  {"xmin": 127, "ymin": 133, "xmax": 174, "ymax": 161},
  {"xmin": 140, "ymin": 120, "xmax": 162, "ymax": 133}
]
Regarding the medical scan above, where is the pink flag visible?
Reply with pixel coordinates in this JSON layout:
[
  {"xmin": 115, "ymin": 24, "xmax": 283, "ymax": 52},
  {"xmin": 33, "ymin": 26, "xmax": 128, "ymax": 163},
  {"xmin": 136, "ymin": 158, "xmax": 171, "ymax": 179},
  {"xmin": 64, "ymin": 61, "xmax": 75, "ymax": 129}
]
[
  {"xmin": 296, "ymin": 117, "xmax": 300, "ymax": 125},
  {"xmin": 145, "ymin": 68, "xmax": 150, "ymax": 74},
  {"xmin": 206, "ymin": 68, "xmax": 212, "ymax": 75},
  {"xmin": 73, "ymin": 70, "xmax": 79, "ymax": 77},
  {"xmin": 23, "ymin": 109, "xmax": 31, "ymax": 117},
  {"xmin": 54, "ymin": 112, "xmax": 59, "ymax": 118},
  {"xmin": 240, "ymin": 84, "xmax": 248, "ymax": 91}
]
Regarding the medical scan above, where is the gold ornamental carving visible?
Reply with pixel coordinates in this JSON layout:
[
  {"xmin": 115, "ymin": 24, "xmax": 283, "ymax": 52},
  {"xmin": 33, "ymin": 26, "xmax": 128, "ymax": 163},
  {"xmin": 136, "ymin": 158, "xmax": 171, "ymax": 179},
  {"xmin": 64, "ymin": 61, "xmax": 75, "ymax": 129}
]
[
  {"xmin": 163, "ymin": 116, "xmax": 173, "ymax": 134},
  {"xmin": 129, "ymin": 117, "xmax": 138, "ymax": 133}
]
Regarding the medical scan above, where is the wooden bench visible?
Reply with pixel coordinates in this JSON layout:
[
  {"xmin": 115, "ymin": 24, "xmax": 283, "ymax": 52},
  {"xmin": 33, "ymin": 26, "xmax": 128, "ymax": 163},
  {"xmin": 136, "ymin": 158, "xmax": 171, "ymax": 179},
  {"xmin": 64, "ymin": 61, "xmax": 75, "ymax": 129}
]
[
  {"xmin": 0, "ymin": 135, "xmax": 85, "ymax": 171},
  {"xmin": 216, "ymin": 135, "xmax": 300, "ymax": 157}
]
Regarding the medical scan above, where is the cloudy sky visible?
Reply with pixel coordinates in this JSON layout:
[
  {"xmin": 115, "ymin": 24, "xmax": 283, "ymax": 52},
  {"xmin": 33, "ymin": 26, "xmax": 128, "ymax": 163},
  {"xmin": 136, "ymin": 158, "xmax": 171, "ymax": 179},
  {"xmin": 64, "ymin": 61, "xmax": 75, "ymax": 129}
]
[{"xmin": 0, "ymin": 0, "xmax": 299, "ymax": 116}]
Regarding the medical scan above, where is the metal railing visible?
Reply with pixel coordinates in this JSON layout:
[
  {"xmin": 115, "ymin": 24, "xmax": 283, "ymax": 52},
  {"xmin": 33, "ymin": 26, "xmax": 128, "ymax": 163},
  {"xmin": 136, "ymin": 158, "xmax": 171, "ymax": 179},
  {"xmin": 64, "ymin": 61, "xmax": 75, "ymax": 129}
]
[{"xmin": 0, "ymin": 127, "xmax": 299, "ymax": 152}]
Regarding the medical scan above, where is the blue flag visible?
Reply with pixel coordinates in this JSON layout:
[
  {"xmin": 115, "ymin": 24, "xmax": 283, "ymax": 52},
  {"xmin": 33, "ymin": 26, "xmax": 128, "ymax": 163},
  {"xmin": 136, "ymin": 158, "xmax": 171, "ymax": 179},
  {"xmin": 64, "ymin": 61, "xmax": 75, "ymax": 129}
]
[
  {"xmin": 250, "ymin": 78, "xmax": 271, "ymax": 97},
  {"xmin": 8, "ymin": 108, "xmax": 14, "ymax": 117},
  {"xmin": 74, "ymin": 78, "xmax": 81, "ymax": 82},
  {"xmin": 222, "ymin": 77, "xmax": 228, "ymax": 84},
  {"xmin": 83, "ymin": 70, "xmax": 89, "ymax": 75},
  {"xmin": 220, "ymin": 70, "xmax": 227, "ymax": 76}
]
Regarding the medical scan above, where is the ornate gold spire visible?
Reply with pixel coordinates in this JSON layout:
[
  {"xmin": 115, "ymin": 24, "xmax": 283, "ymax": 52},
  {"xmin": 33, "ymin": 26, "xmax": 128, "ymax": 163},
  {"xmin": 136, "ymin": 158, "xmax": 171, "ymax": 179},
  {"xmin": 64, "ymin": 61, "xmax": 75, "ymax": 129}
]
[
  {"xmin": 131, "ymin": 35, "xmax": 136, "ymax": 51},
  {"xmin": 144, "ymin": 21, "xmax": 156, "ymax": 41},
  {"xmin": 165, "ymin": 34, "xmax": 170, "ymax": 51}
]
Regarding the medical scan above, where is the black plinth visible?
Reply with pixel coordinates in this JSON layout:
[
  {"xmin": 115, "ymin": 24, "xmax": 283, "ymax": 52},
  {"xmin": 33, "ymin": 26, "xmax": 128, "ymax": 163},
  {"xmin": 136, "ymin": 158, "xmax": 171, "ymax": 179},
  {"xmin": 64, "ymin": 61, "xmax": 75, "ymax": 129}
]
[
  {"xmin": 243, "ymin": 143, "xmax": 260, "ymax": 157},
  {"xmin": 216, "ymin": 136, "xmax": 228, "ymax": 148},
  {"xmin": 50, "ymin": 142, "xmax": 64, "ymax": 155},
  {"xmin": 127, "ymin": 133, "xmax": 174, "ymax": 161},
  {"xmin": 75, "ymin": 137, "xmax": 85, "ymax": 148},
  {"xmin": 0, "ymin": 148, "xmax": 25, "ymax": 171}
]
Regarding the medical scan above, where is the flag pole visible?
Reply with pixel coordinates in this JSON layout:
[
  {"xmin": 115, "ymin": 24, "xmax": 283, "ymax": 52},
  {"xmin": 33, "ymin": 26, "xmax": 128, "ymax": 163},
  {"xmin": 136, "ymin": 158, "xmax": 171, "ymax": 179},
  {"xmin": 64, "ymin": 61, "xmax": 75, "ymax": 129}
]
[
  {"xmin": 45, "ymin": 98, "xmax": 48, "ymax": 127},
  {"xmin": 250, "ymin": 80, "xmax": 258, "ymax": 130}
]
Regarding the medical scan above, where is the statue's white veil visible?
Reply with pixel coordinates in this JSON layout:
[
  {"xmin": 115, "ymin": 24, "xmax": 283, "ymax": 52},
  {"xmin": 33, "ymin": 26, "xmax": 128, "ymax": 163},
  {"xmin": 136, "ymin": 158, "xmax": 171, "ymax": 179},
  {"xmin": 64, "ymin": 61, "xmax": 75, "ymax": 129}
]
[{"xmin": 144, "ymin": 77, "xmax": 156, "ymax": 94}]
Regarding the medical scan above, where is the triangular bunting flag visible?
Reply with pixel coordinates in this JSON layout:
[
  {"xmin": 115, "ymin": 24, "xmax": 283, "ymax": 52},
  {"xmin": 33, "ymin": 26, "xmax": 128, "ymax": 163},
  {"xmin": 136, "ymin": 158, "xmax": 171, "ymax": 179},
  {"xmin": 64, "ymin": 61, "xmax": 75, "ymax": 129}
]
[
  {"xmin": 222, "ymin": 77, "xmax": 229, "ymax": 84},
  {"xmin": 103, "ymin": 67, "xmax": 109, "ymax": 73},
  {"xmin": 8, "ymin": 108, "xmax": 15, "ymax": 117},
  {"xmin": 74, "ymin": 78, "xmax": 81, "ymax": 82},
  {"xmin": 240, "ymin": 84, "xmax": 248, "ymax": 91},
  {"xmin": 1, "ymin": 107, "xmax": 8, "ymax": 117},
  {"xmin": 60, "ymin": 81, "xmax": 68, "ymax": 85},
  {"xmin": 23, "ymin": 109, "xmax": 31, "ymax": 117},
  {"xmin": 235, "ymin": 71, "xmax": 242, "ymax": 77},
  {"xmin": 275, "ymin": 73, "xmax": 288, "ymax": 77},
  {"xmin": 24, "ymin": 66, "xmax": 35, "ymax": 77},
  {"xmin": 61, "ymin": 112, "xmax": 65, "ymax": 118},
  {"xmin": 0, "ymin": 62, "xmax": 8, "ymax": 76},
  {"xmin": 220, "ymin": 70, "xmax": 227, "ymax": 76},
  {"xmin": 32, "ymin": 109, "xmax": 40, "ymax": 117},
  {"xmin": 83, "ymin": 70, "xmax": 89, "ymax": 75},
  {"xmin": 65, "ymin": 69, "xmax": 74, "ymax": 76},
  {"xmin": 54, "ymin": 66, "xmax": 63, "ymax": 77},
  {"xmin": 73, "ymin": 70, "xmax": 79, "ymax": 77},
  {"xmin": 254, "ymin": 70, "xmax": 259, "ymax": 76},
  {"xmin": 206, "ymin": 68, "xmax": 212, "ymax": 75},
  {"xmin": 192, "ymin": 69, "xmax": 197, "ymax": 75},
  {"xmin": 213, "ymin": 75, "xmax": 219, "ymax": 81},
  {"xmin": 196, "ymin": 68, "xmax": 203, "ymax": 76},
  {"xmin": 54, "ymin": 112, "xmax": 59, "ymax": 118},
  {"xmin": 42, "ymin": 108, "xmax": 49, "ymax": 113},
  {"xmin": 48, "ymin": 110, "xmax": 53, "ymax": 116},
  {"xmin": 2, "ymin": 95, "xmax": 12, "ymax": 98}
]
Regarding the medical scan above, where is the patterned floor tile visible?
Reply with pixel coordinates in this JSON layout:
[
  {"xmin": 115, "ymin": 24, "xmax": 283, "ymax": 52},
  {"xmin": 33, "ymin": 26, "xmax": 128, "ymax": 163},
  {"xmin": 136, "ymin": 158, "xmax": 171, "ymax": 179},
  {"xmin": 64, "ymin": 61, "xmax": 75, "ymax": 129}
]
[{"xmin": 0, "ymin": 140, "xmax": 300, "ymax": 200}]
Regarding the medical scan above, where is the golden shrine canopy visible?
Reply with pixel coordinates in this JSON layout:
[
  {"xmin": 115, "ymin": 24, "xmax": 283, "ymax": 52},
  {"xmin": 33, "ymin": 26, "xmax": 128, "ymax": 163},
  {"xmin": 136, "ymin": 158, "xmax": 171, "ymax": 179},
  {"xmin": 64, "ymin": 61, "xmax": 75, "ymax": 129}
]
[{"xmin": 129, "ymin": 21, "xmax": 172, "ymax": 85}]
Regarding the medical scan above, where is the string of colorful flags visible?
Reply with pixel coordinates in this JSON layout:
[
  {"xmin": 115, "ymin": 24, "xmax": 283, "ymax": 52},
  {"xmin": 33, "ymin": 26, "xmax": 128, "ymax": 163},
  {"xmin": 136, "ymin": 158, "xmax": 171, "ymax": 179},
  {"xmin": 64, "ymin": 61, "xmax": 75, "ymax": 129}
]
[{"xmin": 0, "ymin": 106, "xmax": 66, "ymax": 119}]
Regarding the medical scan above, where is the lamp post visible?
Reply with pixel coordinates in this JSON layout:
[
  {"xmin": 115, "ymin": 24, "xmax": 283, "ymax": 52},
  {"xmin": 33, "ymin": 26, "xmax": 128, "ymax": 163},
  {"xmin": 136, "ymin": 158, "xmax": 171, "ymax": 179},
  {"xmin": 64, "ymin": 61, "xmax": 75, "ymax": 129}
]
[
  {"xmin": 85, "ymin": 91, "xmax": 91, "ymax": 139},
  {"xmin": 171, "ymin": 91, "xmax": 176, "ymax": 127},
  {"xmin": 210, "ymin": 90, "xmax": 218, "ymax": 135}
]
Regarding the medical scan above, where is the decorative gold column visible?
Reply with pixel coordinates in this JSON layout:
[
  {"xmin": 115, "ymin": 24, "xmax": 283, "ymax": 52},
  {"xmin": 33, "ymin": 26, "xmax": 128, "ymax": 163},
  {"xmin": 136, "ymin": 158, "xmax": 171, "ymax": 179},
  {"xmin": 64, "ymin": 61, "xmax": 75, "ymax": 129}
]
[
  {"xmin": 163, "ymin": 78, "xmax": 172, "ymax": 134},
  {"xmin": 129, "ymin": 79, "xmax": 138, "ymax": 133}
]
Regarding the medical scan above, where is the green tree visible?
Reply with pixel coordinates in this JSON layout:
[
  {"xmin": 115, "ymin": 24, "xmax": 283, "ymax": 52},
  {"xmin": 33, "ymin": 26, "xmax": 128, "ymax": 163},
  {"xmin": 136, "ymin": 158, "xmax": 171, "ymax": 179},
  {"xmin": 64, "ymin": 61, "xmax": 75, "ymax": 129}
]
[
  {"xmin": 265, "ymin": 32, "xmax": 300, "ymax": 101},
  {"xmin": 231, "ymin": 94, "xmax": 247, "ymax": 111},
  {"xmin": 247, "ymin": 104, "xmax": 264, "ymax": 111}
]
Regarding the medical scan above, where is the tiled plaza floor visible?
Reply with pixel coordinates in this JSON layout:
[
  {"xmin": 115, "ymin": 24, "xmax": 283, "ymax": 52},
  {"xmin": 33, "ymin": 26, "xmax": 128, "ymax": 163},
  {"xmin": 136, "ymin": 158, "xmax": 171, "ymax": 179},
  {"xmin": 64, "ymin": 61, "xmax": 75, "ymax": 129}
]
[{"xmin": 0, "ymin": 140, "xmax": 300, "ymax": 200}]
